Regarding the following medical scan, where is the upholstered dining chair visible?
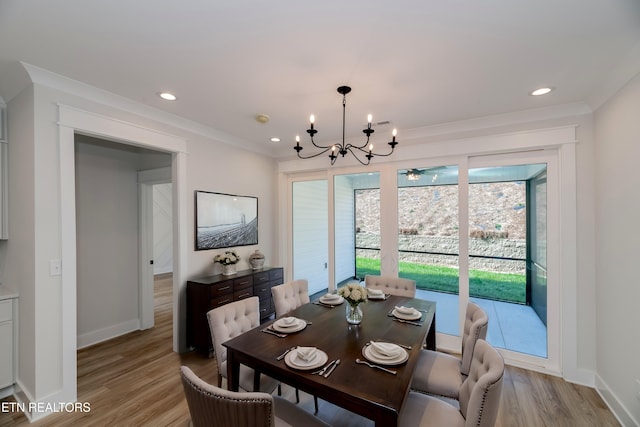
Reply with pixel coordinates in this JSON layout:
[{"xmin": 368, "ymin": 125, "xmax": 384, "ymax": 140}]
[
  {"xmin": 399, "ymin": 339, "xmax": 504, "ymax": 427},
  {"xmin": 207, "ymin": 296, "xmax": 280, "ymax": 394},
  {"xmin": 270, "ymin": 279, "xmax": 318, "ymax": 413},
  {"xmin": 180, "ymin": 366, "xmax": 330, "ymax": 427},
  {"xmin": 271, "ymin": 279, "xmax": 310, "ymax": 317},
  {"xmin": 364, "ymin": 274, "xmax": 416, "ymax": 298},
  {"xmin": 411, "ymin": 301, "xmax": 489, "ymax": 400}
]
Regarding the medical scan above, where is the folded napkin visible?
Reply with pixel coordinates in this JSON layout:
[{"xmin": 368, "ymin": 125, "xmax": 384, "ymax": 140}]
[
  {"xmin": 296, "ymin": 346, "xmax": 318, "ymax": 361},
  {"xmin": 369, "ymin": 341, "xmax": 403, "ymax": 357},
  {"xmin": 367, "ymin": 288, "xmax": 384, "ymax": 296},
  {"xmin": 395, "ymin": 306, "xmax": 419, "ymax": 315},
  {"xmin": 280, "ymin": 316, "xmax": 298, "ymax": 326},
  {"xmin": 322, "ymin": 293, "xmax": 340, "ymax": 301}
]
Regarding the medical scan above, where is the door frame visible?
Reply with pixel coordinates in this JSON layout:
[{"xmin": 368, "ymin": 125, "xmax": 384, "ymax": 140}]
[{"xmin": 58, "ymin": 105, "xmax": 188, "ymax": 405}]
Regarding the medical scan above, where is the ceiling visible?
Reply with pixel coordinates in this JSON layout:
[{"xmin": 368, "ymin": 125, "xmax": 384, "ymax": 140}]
[{"xmin": 1, "ymin": 0, "xmax": 639, "ymax": 160}]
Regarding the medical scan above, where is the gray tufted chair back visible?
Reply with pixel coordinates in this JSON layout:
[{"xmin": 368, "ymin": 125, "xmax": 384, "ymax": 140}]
[
  {"xmin": 364, "ymin": 275, "xmax": 416, "ymax": 298},
  {"xmin": 271, "ymin": 279, "xmax": 310, "ymax": 317},
  {"xmin": 458, "ymin": 339, "xmax": 504, "ymax": 427},
  {"xmin": 461, "ymin": 302, "xmax": 489, "ymax": 375}
]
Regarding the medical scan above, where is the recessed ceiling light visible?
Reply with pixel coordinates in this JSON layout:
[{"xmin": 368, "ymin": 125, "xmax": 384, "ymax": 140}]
[
  {"xmin": 529, "ymin": 87, "xmax": 553, "ymax": 96},
  {"xmin": 270, "ymin": 137, "xmax": 281, "ymax": 142},
  {"xmin": 158, "ymin": 92, "xmax": 177, "ymax": 101}
]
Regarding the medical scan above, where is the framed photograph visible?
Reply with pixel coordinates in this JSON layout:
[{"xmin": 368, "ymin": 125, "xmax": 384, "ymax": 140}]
[{"xmin": 195, "ymin": 191, "xmax": 258, "ymax": 250}]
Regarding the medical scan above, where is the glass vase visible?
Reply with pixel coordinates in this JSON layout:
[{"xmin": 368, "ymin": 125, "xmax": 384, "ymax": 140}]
[{"xmin": 346, "ymin": 303, "xmax": 363, "ymax": 325}]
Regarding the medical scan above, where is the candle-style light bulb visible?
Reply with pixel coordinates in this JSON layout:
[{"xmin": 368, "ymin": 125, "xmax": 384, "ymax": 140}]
[
  {"xmin": 369, "ymin": 144, "xmax": 373, "ymax": 152},
  {"xmin": 332, "ymin": 145, "xmax": 336, "ymax": 151},
  {"xmin": 309, "ymin": 114, "xmax": 315, "ymax": 130},
  {"xmin": 296, "ymin": 135, "xmax": 300, "ymax": 143},
  {"xmin": 392, "ymin": 128, "xmax": 397, "ymax": 142},
  {"xmin": 367, "ymin": 114, "xmax": 372, "ymax": 124}
]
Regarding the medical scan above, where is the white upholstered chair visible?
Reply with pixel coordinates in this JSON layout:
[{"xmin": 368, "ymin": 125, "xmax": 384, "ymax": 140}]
[
  {"xmin": 180, "ymin": 366, "xmax": 330, "ymax": 427},
  {"xmin": 399, "ymin": 339, "xmax": 504, "ymax": 427},
  {"xmin": 270, "ymin": 279, "xmax": 318, "ymax": 412},
  {"xmin": 207, "ymin": 296, "xmax": 279, "ymax": 393},
  {"xmin": 364, "ymin": 274, "xmax": 416, "ymax": 298},
  {"xmin": 411, "ymin": 301, "xmax": 489, "ymax": 399},
  {"xmin": 271, "ymin": 279, "xmax": 310, "ymax": 317}
]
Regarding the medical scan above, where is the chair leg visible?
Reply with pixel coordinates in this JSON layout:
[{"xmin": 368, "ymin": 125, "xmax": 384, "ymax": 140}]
[
  {"xmin": 295, "ymin": 388, "xmax": 300, "ymax": 403},
  {"xmin": 277, "ymin": 384, "xmax": 282, "ymax": 396},
  {"xmin": 314, "ymin": 395, "xmax": 319, "ymax": 414}
]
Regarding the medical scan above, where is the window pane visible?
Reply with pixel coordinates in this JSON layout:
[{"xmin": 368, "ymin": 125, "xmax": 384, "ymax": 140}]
[{"xmin": 398, "ymin": 166, "xmax": 459, "ymax": 336}]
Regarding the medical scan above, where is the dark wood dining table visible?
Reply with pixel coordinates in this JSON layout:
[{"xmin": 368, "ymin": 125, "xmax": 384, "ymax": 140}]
[{"xmin": 223, "ymin": 295, "xmax": 436, "ymax": 427}]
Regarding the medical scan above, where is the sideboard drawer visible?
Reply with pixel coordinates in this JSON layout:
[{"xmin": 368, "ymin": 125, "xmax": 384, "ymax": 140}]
[
  {"xmin": 269, "ymin": 268, "xmax": 283, "ymax": 282},
  {"xmin": 233, "ymin": 276, "xmax": 253, "ymax": 290},
  {"xmin": 210, "ymin": 294, "xmax": 234, "ymax": 308},
  {"xmin": 259, "ymin": 298, "xmax": 271, "ymax": 318},
  {"xmin": 254, "ymin": 282, "xmax": 272, "ymax": 300},
  {"xmin": 253, "ymin": 272, "xmax": 269, "ymax": 285},
  {"xmin": 209, "ymin": 281, "xmax": 233, "ymax": 298},
  {"xmin": 234, "ymin": 288, "xmax": 253, "ymax": 300}
]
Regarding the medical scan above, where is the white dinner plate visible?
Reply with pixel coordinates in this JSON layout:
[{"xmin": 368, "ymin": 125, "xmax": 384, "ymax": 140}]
[
  {"xmin": 362, "ymin": 344, "xmax": 408, "ymax": 366},
  {"xmin": 285, "ymin": 348, "xmax": 329, "ymax": 370},
  {"xmin": 392, "ymin": 308, "xmax": 422, "ymax": 321},
  {"xmin": 367, "ymin": 293, "xmax": 386, "ymax": 300},
  {"xmin": 319, "ymin": 295, "xmax": 344, "ymax": 305},
  {"xmin": 272, "ymin": 318, "xmax": 307, "ymax": 333}
]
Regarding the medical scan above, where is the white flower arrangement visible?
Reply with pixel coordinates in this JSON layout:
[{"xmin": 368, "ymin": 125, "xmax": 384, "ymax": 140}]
[
  {"xmin": 338, "ymin": 283, "xmax": 368, "ymax": 306},
  {"xmin": 213, "ymin": 250, "xmax": 240, "ymax": 265}
]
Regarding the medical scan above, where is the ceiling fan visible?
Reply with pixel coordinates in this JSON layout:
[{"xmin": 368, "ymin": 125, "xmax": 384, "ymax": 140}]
[{"xmin": 402, "ymin": 166, "xmax": 449, "ymax": 181}]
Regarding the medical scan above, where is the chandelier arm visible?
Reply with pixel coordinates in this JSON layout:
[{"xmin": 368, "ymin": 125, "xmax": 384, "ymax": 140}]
[
  {"xmin": 295, "ymin": 145, "xmax": 334, "ymax": 160},
  {"xmin": 350, "ymin": 144, "xmax": 396, "ymax": 158},
  {"xmin": 344, "ymin": 146, "xmax": 372, "ymax": 166},
  {"xmin": 308, "ymin": 134, "xmax": 336, "ymax": 150}
]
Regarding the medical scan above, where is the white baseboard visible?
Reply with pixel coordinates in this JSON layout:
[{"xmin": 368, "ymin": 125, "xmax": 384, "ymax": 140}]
[
  {"xmin": 595, "ymin": 373, "xmax": 639, "ymax": 427},
  {"xmin": 77, "ymin": 319, "xmax": 140, "ymax": 349},
  {"xmin": 11, "ymin": 378, "xmax": 86, "ymax": 422},
  {"xmin": 0, "ymin": 384, "xmax": 13, "ymax": 399}
]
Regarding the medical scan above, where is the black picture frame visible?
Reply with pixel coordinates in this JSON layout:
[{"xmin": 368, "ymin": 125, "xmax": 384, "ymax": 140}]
[{"xmin": 195, "ymin": 191, "xmax": 258, "ymax": 250}]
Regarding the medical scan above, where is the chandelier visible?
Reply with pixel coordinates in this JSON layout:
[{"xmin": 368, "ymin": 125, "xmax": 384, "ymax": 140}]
[{"xmin": 293, "ymin": 86, "xmax": 398, "ymax": 165}]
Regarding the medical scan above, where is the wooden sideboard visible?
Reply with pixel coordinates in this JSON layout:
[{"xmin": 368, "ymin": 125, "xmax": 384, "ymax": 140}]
[{"xmin": 187, "ymin": 267, "xmax": 284, "ymax": 356}]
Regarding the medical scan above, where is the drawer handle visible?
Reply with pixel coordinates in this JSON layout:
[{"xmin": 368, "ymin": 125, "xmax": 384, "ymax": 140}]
[
  {"xmin": 238, "ymin": 280, "xmax": 249, "ymax": 285},
  {"xmin": 258, "ymin": 277, "xmax": 268, "ymax": 282},
  {"xmin": 216, "ymin": 299, "xmax": 232, "ymax": 306},
  {"xmin": 237, "ymin": 292, "xmax": 251, "ymax": 299},
  {"xmin": 259, "ymin": 288, "xmax": 267, "ymax": 292},
  {"xmin": 218, "ymin": 286, "xmax": 231, "ymax": 291}
]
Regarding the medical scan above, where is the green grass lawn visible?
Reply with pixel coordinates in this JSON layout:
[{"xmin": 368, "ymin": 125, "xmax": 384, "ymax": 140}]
[{"xmin": 356, "ymin": 257, "xmax": 526, "ymax": 304}]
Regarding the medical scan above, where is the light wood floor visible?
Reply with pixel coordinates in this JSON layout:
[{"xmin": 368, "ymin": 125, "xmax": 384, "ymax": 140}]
[{"xmin": 0, "ymin": 274, "xmax": 619, "ymax": 426}]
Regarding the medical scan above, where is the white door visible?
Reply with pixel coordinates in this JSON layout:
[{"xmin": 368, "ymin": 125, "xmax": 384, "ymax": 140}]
[{"xmin": 292, "ymin": 179, "xmax": 328, "ymax": 296}]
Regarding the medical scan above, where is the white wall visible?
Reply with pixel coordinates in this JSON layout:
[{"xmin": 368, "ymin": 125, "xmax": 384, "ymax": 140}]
[
  {"xmin": 594, "ymin": 71, "xmax": 640, "ymax": 425},
  {"xmin": 2, "ymin": 86, "xmax": 37, "ymax": 397}
]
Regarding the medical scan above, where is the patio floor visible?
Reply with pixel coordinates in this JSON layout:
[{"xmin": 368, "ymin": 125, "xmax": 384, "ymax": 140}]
[{"xmin": 415, "ymin": 289, "xmax": 547, "ymax": 358}]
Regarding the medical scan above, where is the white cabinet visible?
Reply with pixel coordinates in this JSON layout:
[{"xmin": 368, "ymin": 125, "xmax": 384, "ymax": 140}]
[
  {"xmin": 0, "ymin": 96, "xmax": 6, "ymax": 240},
  {"xmin": 0, "ymin": 299, "xmax": 14, "ymax": 389}
]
